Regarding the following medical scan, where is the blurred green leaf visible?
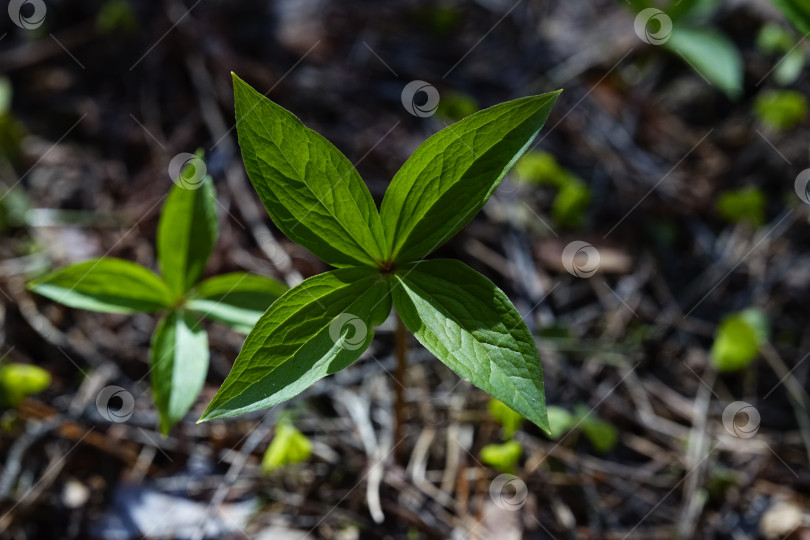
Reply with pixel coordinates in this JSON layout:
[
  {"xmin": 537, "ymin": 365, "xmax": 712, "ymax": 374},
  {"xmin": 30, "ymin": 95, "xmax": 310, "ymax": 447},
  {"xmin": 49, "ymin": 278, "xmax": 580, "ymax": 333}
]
[
  {"xmin": 553, "ymin": 180, "xmax": 591, "ymax": 227},
  {"xmin": 770, "ymin": 0, "xmax": 810, "ymax": 35},
  {"xmin": 0, "ymin": 363, "xmax": 51, "ymax": 407},
  {"xmin": 514, "ymin": 151, "xmax": 590, "ymax": 227},
  {"xmin": 0, "ymin": 80, "xmax": 25, "ymax": 165},
  {"xmin": 716, "ymin": 186, "xmax": 766, "ymax": 227},
  {"xmin": 711, "ymin": 308, "xmax": 769, "ymax": 372},
  {"xmin": 546, "ymin": 406, "xmax": 575, "ymax": 439},
  {"xmin": 157, "ymin": 174, "xmax": 218, "ymax": 298},
  {"xmin": 665, "ymin": 27, "xmax": 743, "ymax": 99},
  {"xmin": 488, "ymin": 398, "xmax": 524, "ymax": 438},
  {"xmin": 410, "ymin": 4, "xmax": 462, "ymax": 35},
  {"xmin": 480, "ymin": 440, "xmax": 523, "ymax": 474},
  {"xmin": 547, "ymin": 404, "xmax": 618, "ymax": 452},
  {"xmin": 756, "ymin": 23, "xmax": 806, "ymax": 85},
  {"xmin": 188, "ymin": 272, "xmax": 287, "ymax": 333},
  {"xmin": 436, "ymin": 91, "xmax": 479, "ymax": 122},
  {"xmin": 669, "ymin": 0, "xmax": 722, "ymax": 24},
  {"xmin": 28, "ymin": 258, "xmax": 173, "ymax": 314},
  {"xmin": 0, "ymin": 78, "xmax": 11, "ymax": 115},
  {"xmin": 757, "ymin": 23, "xmax": 795, "ymax": 53},
  {"xmin": 575, "ymin": 405, "xmax": 618, "ymax": 453},
  {"xmin": 96, "ymin": 0, "xmax": 137, "ymax": 33},
  {"xmin": 262, "ymin": 421, "xmax": 312, "ymax": 473},
  {"xmin": 515, "ymin": 151, "xmax": 562, "ymax": 186},
  {"xmin": 0, "ymin": 187, "xmax": 31, "ymax": 233},
  {"xmin": 151, "ymin": 310, "xmax": 209, "ymax": 434},
  {"xmin": 775, "ymin": 50, "xmax": 805, "ymax": 86},
  {"xmin": 754, "ymin": 90, "xmax": 808, "ymax": 130}
]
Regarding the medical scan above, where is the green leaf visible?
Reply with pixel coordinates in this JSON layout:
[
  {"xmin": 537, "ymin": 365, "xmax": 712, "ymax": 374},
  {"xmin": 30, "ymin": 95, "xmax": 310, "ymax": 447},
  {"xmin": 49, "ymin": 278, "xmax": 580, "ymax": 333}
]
[
  {"xmin": 28, "ymin": 258, "xmax": 173, "ymax": 314},
  {"xmin": 546, "ymin": 406, "xmax": 575, "ymax": 439},
  {"xmin": 754, "ymin": 90, "xmax": 808, "ymax": 130},
  {"xmin": 391, "ymin": 259, "xmax": 548, "ymax": 432},
  {"xmin": 480, "ymin": 440, "xmax": 522, "ymax": 474},
  {"xmin": 574, "ymin": 404, "xmax": 618, "ymax": 453},
  {"xmin": 157, "ymin": 174, "xmax": 218, "ymax": 297},
  {"xmin": 664, "ymin": 27, "xmax": 743, "ymax": 99},
  {"xmin": 775, "ymin": 51, "xmax": 805, "ymax": 86},
  {"xmin": 770, "ymin": 0, "xmax": 810, "ymax": 34},
  {"xmin": 151, "ymin": 309, "xmax": 209, "ymax": 434},
  {"xmin": 716, "ymin": 186, "xmax": 766, "ymax": 227},
  {"xmin": 262, "ymin": 421, "xmax": 312, "ymax": 474},
  {"xmin": 0, "ymin": 363, "xmax": 51, "ymax": 407},
  {"xmin": 436, "ymin": 91, "xmax": 479, "ymax": 122},
  {"xmin": 199, "ymin": 267, "xmax": 391, "ymax": 421},
  {"xmin": 380, "ymin": 91, "xmax": 560, "ymax": 263},
  {"xmin": 187, "ymin": 272, "xmax": 288, "ymax": 333},
  {"xmin": 711, "ymin": 308, "xmax": 769, "ymax": 372},
  {"xmin": 756, "ymin": 23, "xmax": 795, "ymax": 54},
  {"xmin": 515, "ymin": 150, "xmax": 565, "ymax": 187},
  {"xmin": 488, "ymin": 398, "xmax": 524, "ymax": 438},
  {"xmin": 232, "ymin": 73, "xmax": 386, "ymax": 268}
]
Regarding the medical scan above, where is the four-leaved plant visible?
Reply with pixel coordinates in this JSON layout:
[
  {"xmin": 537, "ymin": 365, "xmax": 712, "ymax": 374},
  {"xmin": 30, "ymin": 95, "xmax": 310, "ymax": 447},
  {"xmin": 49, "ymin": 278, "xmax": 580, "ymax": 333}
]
[
  {"xmin": 28, "ymin": 169, "xmax": 287, "ymax": 433},
  {"xmin": 200, "ymin": 74, "xmax": 560, "ymax": 432}
]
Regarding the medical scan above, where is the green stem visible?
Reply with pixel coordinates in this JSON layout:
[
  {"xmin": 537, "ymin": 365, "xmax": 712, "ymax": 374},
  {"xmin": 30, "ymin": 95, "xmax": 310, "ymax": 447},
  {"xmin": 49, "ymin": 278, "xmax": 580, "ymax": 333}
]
[{"xmin": 394, "ymin": 312, "xmax": 408, "ymax": 452}]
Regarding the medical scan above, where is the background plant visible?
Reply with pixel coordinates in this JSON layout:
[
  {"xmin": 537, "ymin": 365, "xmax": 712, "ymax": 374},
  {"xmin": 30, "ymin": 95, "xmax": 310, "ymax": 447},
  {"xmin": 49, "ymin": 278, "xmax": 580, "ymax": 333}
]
[
  {"xmin": 28, "ymin": 166, "xmax": 287, "ymax": 433},
  {"xmin": 626, "ymin": 0, "xmax": 744, "ymax": 99},
  {"xmin": 199, "ymin": 74, "xmax": 561, "ymax": 433}
]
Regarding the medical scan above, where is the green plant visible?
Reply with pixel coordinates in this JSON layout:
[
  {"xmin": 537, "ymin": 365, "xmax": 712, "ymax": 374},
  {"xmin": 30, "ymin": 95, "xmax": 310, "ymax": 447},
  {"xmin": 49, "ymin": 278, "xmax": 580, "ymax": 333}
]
[
  {"xmin": 480, "ymin": 398, "xmax": 526, "ymax": 473},
  {"xmin": 262, "ymin": 418, "xmax": 312, "ymax": 474},
  {"xmin": 626, "ymin": 0, "xmax": 743, "ymax": 99},
  {"xmin": 199, "ymin": 74, "xmax": 561, "ymax": 433},
  {"xmin": 480, "ymin": 440, "xmax": 522, "ymax": 473},
  {"xmin": 756, "ymin": 23, "xmax": 805, "ymax": 86},
  {"xmin": 436, "ymin": 91, "xmax": 479, "ymax": 122},
  {"xmin": 754, "ymin": 90, "xmax": 808, "ymax": 130},
  {"xmin": 488, "ymin": 397, "xmax": 524, "ymax": 438},
  {"xmin": 716, "ymin": 186, "xmax": 766, "ymax": 227},
  {"xmin": 769, "ymin": 0, "xmax": 810, "ymax": 35},
  {"xmin": 711, "ymin": 308, "xmax": 769, "ymax": 372},
  {"xmin": 0, "ymin": 363, "xmax": 51, "ymax": 407},
  {"xmin": 0, "ymin": 78, "xmax": 26, "ymax": 167},
  {"xmin": 96, "ymin": 0, "xmax": 137, "ymax": 34},
  {"xmin": 545, "ymin": 404, "xmax": 618, "ymax": 453},
  {"xmin": 515, "ymin": 150, "xmax": 591, "ymax": 228},
  {"xmin": 28, "ymin": 165, "xmax": 287, "ymax": 433}
]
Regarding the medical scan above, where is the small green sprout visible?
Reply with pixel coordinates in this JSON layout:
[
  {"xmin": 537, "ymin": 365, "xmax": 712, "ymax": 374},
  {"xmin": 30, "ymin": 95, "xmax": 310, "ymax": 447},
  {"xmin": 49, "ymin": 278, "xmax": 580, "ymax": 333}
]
[
  {"xmin": 199, "ymin": 74, "xmax": 561, "ymax": 433},
  {"xmin": 28, "ymin": 158, "xmax": 287, "ymax": 433}
]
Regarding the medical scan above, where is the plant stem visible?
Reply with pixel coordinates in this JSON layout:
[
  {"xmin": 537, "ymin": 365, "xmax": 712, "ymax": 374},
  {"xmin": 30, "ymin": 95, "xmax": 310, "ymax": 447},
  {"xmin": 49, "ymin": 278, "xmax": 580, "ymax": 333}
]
[{"xmin": 394, "ymin": 312, "xmax": 408, "ymax": 452}]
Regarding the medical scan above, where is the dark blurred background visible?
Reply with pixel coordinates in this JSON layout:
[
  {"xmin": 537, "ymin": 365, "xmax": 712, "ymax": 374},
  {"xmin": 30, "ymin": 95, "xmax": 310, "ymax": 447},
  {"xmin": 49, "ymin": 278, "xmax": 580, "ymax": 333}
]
[{"xmin": 1, "ymin": 0, "xmax": 810, "ymax": 538}]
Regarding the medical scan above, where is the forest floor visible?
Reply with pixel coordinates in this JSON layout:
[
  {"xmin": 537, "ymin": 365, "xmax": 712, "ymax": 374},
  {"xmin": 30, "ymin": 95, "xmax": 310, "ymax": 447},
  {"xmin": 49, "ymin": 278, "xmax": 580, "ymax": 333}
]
[{"xmin": 1, "ymin": 0, "xmax": 810, "ymax": 538}]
